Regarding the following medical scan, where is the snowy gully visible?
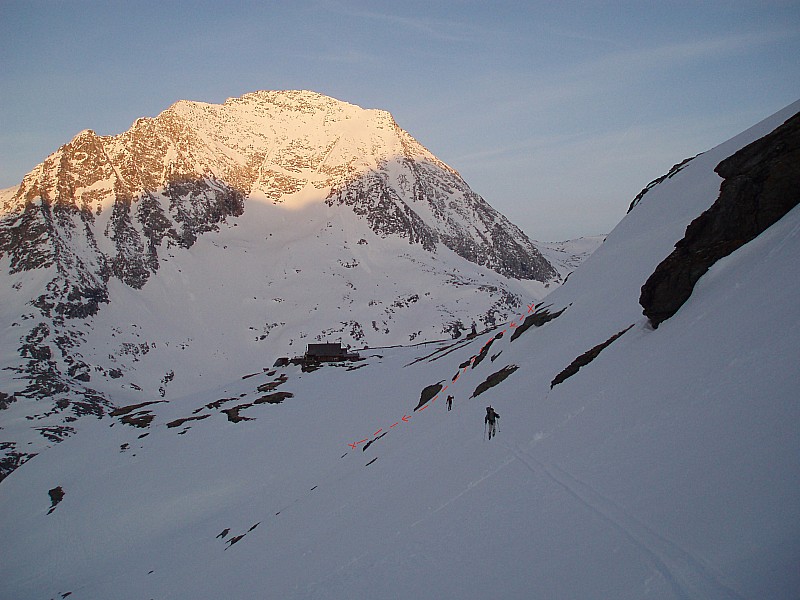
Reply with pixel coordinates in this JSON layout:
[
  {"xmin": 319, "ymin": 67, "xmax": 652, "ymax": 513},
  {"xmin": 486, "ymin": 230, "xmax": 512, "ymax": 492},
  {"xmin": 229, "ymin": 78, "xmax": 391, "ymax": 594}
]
[{"xmin": 346, "ymin": 302, "xmax": 537, "ymax": 450}]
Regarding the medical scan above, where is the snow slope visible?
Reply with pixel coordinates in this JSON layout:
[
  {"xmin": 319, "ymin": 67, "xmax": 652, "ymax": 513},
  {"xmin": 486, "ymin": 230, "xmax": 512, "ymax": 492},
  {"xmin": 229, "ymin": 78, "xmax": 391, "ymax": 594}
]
[
  {"xmin": 0, "ymin": 102, "xmax": 798, "ymax": 599},
  {"xmin": 538, "ymin": 234, "xmax": 606, "ymax": 277}
]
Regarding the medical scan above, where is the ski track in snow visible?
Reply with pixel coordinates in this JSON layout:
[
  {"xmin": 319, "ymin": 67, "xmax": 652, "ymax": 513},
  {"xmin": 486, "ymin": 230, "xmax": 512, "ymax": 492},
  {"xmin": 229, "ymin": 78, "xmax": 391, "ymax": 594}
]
[
  {"xmin": 408, "ymin": 455, "xmax": 517, "ymax": 529},
  {"xmin": 269, "ymin": 311, "xmax": 744, "ymax": 600},
  {"xmin": 504, "ymin": 441, "xmax": 746, "ymax": 600}
]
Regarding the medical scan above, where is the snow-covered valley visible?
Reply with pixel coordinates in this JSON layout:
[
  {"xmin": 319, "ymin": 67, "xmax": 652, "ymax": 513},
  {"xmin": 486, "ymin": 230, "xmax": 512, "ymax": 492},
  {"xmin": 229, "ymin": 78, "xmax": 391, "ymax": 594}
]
[{"xmin": 0, "ymin": 95, "xmax": 798, "ymax": 599}]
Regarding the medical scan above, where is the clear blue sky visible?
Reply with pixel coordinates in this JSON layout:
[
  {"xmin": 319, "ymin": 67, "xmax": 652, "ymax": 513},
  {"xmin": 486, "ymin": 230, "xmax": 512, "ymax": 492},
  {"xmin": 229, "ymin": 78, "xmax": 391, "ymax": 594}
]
[{"xmin": 1, "ymin": 1, "xmax": 798, "ymax": 240}]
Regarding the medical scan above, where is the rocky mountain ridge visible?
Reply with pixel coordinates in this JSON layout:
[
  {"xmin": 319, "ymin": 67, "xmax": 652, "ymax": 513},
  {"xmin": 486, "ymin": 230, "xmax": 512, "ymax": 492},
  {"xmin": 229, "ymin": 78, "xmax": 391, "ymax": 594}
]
[{"xmin": 1, "ymin": 90, "xmax": 555, "ymax": 282}]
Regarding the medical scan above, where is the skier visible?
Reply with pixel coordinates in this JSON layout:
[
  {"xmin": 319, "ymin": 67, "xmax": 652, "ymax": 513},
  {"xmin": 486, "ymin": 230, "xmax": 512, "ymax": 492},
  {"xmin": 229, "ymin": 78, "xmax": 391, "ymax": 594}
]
[
  {"xmin": 446, "ymin": 395, "xmax": 453, "ymax": 411},
  {"xmin": 485, "ymin": 405, "xmax": 500, "ymax": 439}
]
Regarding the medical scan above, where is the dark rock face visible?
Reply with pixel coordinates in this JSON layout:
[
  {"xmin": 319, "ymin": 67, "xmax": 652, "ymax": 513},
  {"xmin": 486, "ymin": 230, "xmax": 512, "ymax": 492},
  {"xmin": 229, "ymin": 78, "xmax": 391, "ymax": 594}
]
[
  {"xmin": 640, "ymin": 111, "xmax": 800, "ymax": 328},
  {"xmin": 327, "ymin": 159, "xmax": 557, "ymax": 282}
]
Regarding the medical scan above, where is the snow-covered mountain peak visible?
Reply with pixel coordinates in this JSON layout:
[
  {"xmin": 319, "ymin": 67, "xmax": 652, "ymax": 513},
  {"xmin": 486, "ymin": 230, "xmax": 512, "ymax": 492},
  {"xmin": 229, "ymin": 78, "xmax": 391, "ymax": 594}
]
[
  {"xmin": 0, "ymin": 90, "xmax": 561, "ymax": 480},
  {"xmin": 236, "ymin": 89, "xmax": 345, "ymax": 110}
]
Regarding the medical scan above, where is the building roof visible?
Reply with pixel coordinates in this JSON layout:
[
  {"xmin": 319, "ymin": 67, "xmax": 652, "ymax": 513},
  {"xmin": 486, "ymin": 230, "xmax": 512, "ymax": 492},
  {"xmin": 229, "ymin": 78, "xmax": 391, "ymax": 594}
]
[{"xmin": 305, "ymin": 343, "xmax": 346, "ymax": 356}]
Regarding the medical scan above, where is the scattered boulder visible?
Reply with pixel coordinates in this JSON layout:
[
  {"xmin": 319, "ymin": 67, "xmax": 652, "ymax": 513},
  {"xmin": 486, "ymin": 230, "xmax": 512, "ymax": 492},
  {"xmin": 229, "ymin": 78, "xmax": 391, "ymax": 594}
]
[
  {"xmin": 47, "ymin": 486, "xmax": 65, "ymax": 514},
  {"xmin": 257, "ymin": 374, "xmax": 288, "ymax": 393},
  {"xmin": 0, "ymin": 391, "xmax": 15, "ymax": 410},
  {"xmin": 195, "ymin": 397, "xmax": 238, "ymax": 413},
  {"xmin": 120, "ymin": 412, "xmax": 155, "ymax": 428},
  {"xmin": 361, "ymin": 431, "xmax": 388, "ymax": 452},
  {"xmin": 166, "ymin": 414, "xmax": 210, "ymax": 428},
  {"xmin": 109, "ymin": 401, "xmax": 165, "ymax": 417},
  {"xmin": 254, "ymin": 392, "xmax": 294, "ymax": 405},
  {"xmin": 222, "ymin": 406, "xmax": 254, "ymax": 423}
]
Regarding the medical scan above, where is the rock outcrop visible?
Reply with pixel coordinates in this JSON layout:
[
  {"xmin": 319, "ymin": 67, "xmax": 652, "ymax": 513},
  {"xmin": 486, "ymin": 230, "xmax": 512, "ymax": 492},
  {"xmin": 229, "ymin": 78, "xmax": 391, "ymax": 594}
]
[{"xmin": 640, "ymin": 110, "xmax": 800, "ymax": 328}]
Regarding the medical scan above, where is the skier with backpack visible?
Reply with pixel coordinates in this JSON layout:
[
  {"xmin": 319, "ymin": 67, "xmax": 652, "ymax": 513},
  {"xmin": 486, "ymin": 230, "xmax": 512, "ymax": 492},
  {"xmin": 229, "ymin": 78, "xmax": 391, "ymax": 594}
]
[{"xmin": 485, "ymin": 405, "xmax": 500, "ymax": 439}]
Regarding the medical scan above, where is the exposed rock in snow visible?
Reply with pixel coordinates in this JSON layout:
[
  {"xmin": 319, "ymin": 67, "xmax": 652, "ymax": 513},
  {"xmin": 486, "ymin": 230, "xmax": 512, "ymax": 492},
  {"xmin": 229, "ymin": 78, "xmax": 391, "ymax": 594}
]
[{"xmin": 640, "ymin": 109, "xmax": 800, "ymax": 327}]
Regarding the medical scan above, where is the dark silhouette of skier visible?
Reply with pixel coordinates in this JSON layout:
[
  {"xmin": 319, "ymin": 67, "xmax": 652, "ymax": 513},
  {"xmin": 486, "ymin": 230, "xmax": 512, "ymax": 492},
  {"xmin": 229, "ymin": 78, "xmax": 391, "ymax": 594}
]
[
  {"xmin": 446, "ymin": 395, "xmax": 453, "ymax": 411},
  {"xmin": 485, "ymin": 406, "xmax": 499, "ymax": 439}
]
